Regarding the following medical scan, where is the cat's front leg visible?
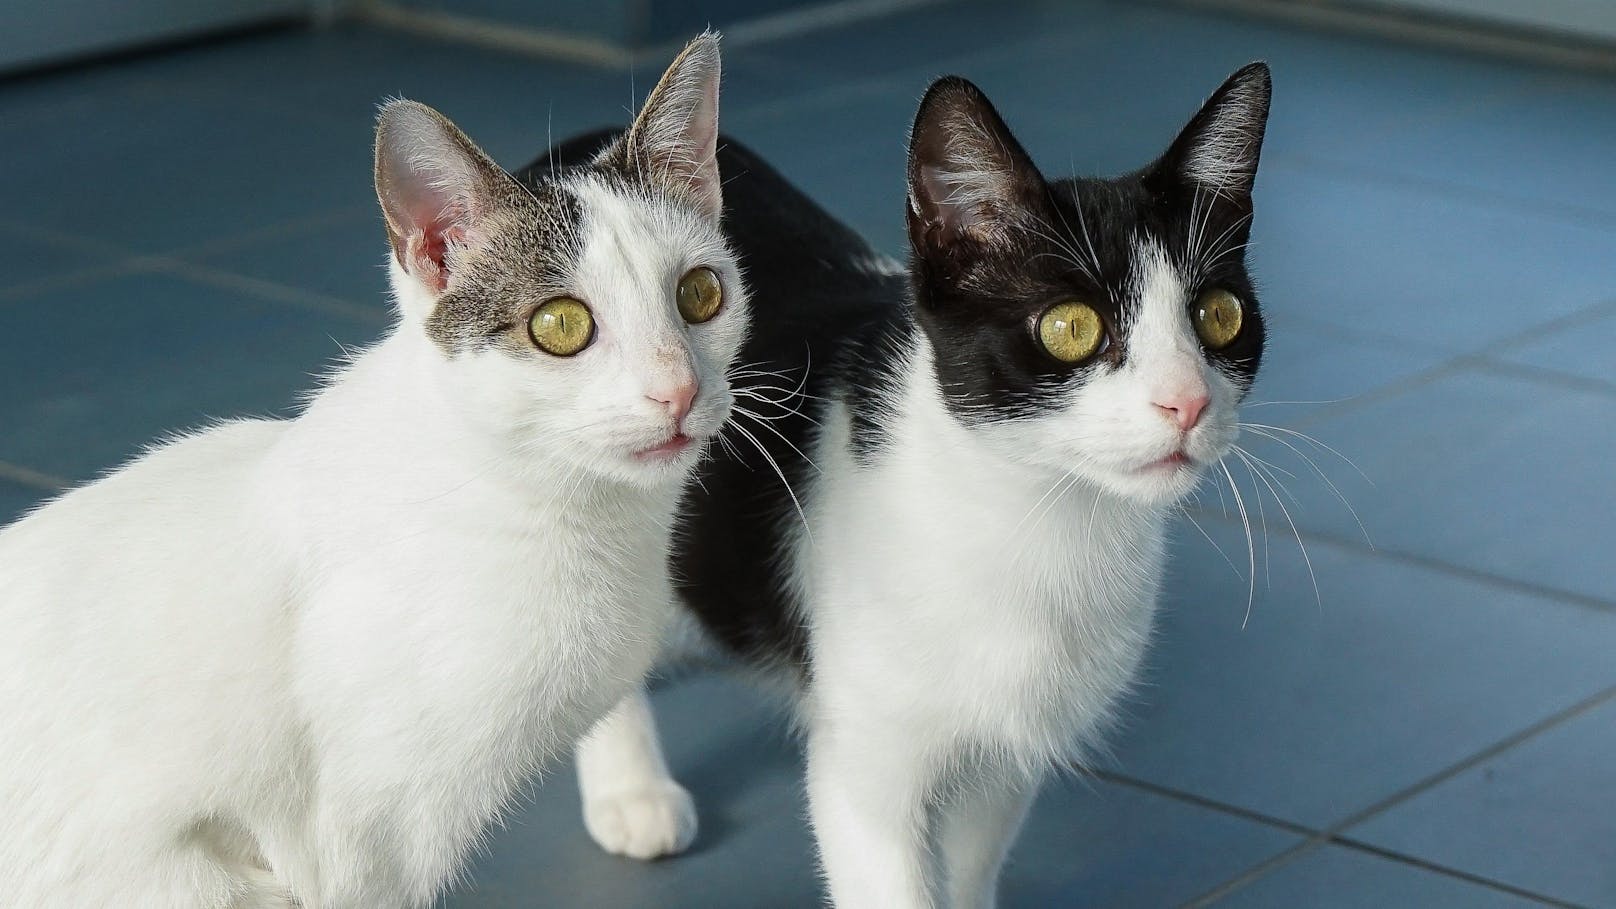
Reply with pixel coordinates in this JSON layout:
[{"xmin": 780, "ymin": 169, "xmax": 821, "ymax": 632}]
[
  {"xmin": 576, "ymin": 684, "xmax": 697, "ymax": 860},
  {"xmin": 937, "ymin": 772, "xmax": 1039, "ymax": 909},
  {"xmin": 806, "ymin": 725, "xmax": 938, "ymax": 909}
]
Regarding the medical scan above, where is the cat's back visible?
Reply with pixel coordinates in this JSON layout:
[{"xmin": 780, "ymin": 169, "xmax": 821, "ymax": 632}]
[
  {"xmin": 0, "ymin": 418, "xmax": 301, "ymax": 893},
  {"xmin": 0, "ymin": 417, "xmax": 296, "ymax": 685}
]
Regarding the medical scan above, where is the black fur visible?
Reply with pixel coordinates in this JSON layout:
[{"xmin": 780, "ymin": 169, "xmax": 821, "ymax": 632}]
[{"xmin": 517, "ymin": 63, "xmax": 1270, "ymax": 673}]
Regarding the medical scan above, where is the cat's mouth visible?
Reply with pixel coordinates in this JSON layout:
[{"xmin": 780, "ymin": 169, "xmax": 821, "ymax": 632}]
[
  {"xmin": 634, "ymin": 433, "xmax": 694, "ymax": 462},
  {"xmin": 1140, "ymin": 450, "xmax": 1194, "ymax": 473}
]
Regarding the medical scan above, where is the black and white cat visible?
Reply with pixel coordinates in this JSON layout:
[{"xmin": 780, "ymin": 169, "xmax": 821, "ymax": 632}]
[
  {"xmin": 545, "ymin": 64, "xmax": 1271, "ymax": 907},
  {"xmin": 0, "ymin": 35, "xmax": 746, "ymax": 909}
]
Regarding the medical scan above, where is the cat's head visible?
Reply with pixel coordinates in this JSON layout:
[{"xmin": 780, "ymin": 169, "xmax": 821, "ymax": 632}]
[
  {"xmin": 905, "ymin": 65, "xmax": 1270, "ymax": 506},
  {"xmin": 374, "ymin": 34, "xmax": 747, "ymax": 489}
]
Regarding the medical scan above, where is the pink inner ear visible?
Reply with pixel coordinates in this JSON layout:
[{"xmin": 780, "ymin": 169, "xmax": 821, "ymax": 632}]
[{"xmin": 403, "ymin": 205, "xmax": 468, "ymax": 294}]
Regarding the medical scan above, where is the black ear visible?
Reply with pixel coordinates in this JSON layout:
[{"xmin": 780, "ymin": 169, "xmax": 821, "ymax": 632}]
[
  {"xmin": 1158, "ymin": 62, "xmax": 1271, "ymax": 197},
  {"xmin": 906, "ymin": 77, "xmax": 1047, "ymax": 253},
  {"xmin": 374, "ymin": 99, "xmax": 515, "ymax": 296},
  {"xmin": 616, "ymin": 31, "xmax": 723, "ymax": 220}
]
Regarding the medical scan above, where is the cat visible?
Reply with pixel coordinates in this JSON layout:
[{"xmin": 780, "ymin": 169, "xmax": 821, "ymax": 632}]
[
  {"xmin": 0, "ymin": 33, "xmax": 746, "ymax": 909},
  {"xmin": 548, "ymin": 62, "xmax": 1272, "ymax": 907}
]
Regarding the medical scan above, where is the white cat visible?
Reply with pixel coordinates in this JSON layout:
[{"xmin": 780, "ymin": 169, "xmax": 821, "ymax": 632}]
[
  {"xmin": 0, "ymin": 34, "xmax": 746, "ymax": 908},
  {"xmin": 567, "ymin": 64, "xmax": 1273, "ymax": 908}
]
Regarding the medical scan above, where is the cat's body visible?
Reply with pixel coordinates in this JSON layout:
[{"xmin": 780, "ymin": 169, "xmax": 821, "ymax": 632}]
[
  {"xmin": 560, "ymin": 65, "xmax": 1272, "ymax": 907},
  {"xmin": 0, "ymin": 35, "xmax": 743, "ymax": 908}
]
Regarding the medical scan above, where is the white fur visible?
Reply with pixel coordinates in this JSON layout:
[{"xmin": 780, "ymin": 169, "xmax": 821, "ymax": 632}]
[
  {"xmin": 0, "ymin": 161, "xmax": 746, "ymax": 906},
  {"xmin": 578, "ymin": 237, "xmax": 1251, "ymax": 908}
]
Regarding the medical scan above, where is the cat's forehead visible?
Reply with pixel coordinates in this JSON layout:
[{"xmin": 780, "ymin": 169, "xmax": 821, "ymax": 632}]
[
  {"xmin": 421, "ymin": 182, "xmax": 585, "ymax": 353},
  {"xmin": 1005, "ymin": 175, "xmax": 1248, "ymax": 303}
]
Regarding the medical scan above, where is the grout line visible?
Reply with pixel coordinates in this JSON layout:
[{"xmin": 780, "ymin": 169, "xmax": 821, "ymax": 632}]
[
  {"xmin": 165, "ymin": 204, "xmax": 375, "ymax": 261},
  {"xmin": 1186, "ymin": 506, "xmax": 1616, "ymax": 615},
  {"xmin": 1266, "ymin": 294, "xmax": 1616, "ymax": 431},
  {"xmin": 0, "ymin": 260, "xmax": 160, "ymax": 305},
  {"xmin": 1180, "ymin": 684, "xmax": 1616, "ymax": 906},
  {"xmin": 152, "ymin": 260, "xmax": 387, "ymax": 324},
  {"xmin": 1180, "ymin": 838, "xmax": 1326, "ymax": 907},
  {"xmin": 1327, "ymin": 836, "xmax": 1591, "ymax": 908},
  {"xmin": 0, "ymin": 212, "xmax": 389, "ymax": 323},
  {"xmin": 1474, "ymin": 356, "xmax": 1616, "ymax": 399},
  {"xmin": 1084, "ymin": 768, "xmax": 1319, "ymax": 838},
  {"xmin": 1273, "ymin": 152, "xmax": 1616, "ymax": 234},
  {"xmin": 354, "ymin": 2, "xmax": 634, "ymax": 68},
  {"xmin": 1282, "ymin": 357, "xmax": 1472, "ymax": 430},
  {"xmin": 1324, "ymin": 684, "xmax": 1616, "ymax": 854},
  {"xmin": 1102, "ymin": 770, "xmax": 1579, "ymax": 907},
  {"xmin": 0, "ymin": 461, "xmax": 68, "ymax": 492}
]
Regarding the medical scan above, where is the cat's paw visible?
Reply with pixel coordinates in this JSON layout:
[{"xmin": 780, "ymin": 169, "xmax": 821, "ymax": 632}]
[{"xmin": 583, "ymin": 780, "xmax": 698, "ymax": 860}]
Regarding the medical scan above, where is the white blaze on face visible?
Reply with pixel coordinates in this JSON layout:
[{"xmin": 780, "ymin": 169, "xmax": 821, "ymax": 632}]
[
  {"xmin": 978, "ymin": 235, "xmax": 1243, "ymax": 505},
  {"xmin": 1125, "ymin": 238, "xmax": 1211, "ymax": 422}
]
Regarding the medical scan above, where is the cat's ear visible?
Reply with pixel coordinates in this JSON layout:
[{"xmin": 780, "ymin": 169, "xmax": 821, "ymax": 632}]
[
  {"xmin": 619, "ymin": 31, "xmax": 723, "ymax": 220},
  {"xmin": 1157, "ymin": 62, "xmax": 1271, "ymax": 197},
  {"xmin": 374, "ymin": 99, "xmax": 515, "ymax": 297},
  {"xmin": 906, "ymin": 77, "xmax": 1046, "ymax": 253}
]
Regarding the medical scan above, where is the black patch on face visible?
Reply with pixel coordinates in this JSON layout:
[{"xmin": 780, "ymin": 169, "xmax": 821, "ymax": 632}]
[
  {"xmin": 909, "ymin": 172, "xmax": 1266, "ymax": 425},
  {"xmin": 423, "ymin": 179, "xmax": 587, "ymax": 356}
]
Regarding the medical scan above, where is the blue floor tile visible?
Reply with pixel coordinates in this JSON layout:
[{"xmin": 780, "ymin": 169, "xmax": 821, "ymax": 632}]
[
  {"xmin": 448, "ymin": 675, "xmax": 1299, "ymax": 907},
  {"xmin": 1348, "ymin": 697, "xmax": 1616, "ymax": 907},
  {"xmin": 189, "ymin": 212, "xmax": 393, "ymax": 312},
  {"xmin": 0, "ymin": 87, "xmax": 370, "ymax": 255},
  {"xmin": 725, "ymin": 79, "xmax": 915, "ymax": 251},
  {"xmin": 1217, "ymin": 845, "xmax": 1543, "ymax": 908},
  {"xmin": 103, "ymin": 27, "xmax": 633, "ymax": 170},
  {"xmin": 0, "ymin": 479, "xmax": 48, "ymax": 527},
  {"xmin": 1102, "ymin": 518, "xmax": 1616, "ymax": 830},
  {"xmin": 0, "ymin": 272, "xmax": 382, "ymax": 482},
  {"xmin": 1301, "ymin": 67, "xmax": 1616, "ymax": 222},
  {"xmin": 1252, "ymin": 163, "xmax": 1616, "ymax": 354},
  {"xmin": 0, "ymin": 226, "xmax": 113, "ymax": 294},
  {"xmin": 1280, "ymin": 367, "xmax": 1616, "ymax": 603}
]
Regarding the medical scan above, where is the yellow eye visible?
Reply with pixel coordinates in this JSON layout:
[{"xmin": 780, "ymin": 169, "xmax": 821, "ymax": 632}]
[
  {"xmin": 1193, "ymin": 289, "xmax": 1244, "ymax": 350},
  {"xmin": 1037, "ymin": 301, "xmax": 1106, "ymax": 363},
  {"xmin": 677, "ymin": 266, "xmax": 723, "ymax": 324},
  {"xmin": 528, "ymin": 297, "xmax": 595, "ymax": 356}
]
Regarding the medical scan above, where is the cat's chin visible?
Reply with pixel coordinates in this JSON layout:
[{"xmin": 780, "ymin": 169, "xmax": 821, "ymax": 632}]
[
  {"xmin": 1093, "ymin": 458, "xmax": 1207, "ymax": 507},
  {"xmin": 599, "ymin": 436, "xmax": 711, "ymax": 489}
]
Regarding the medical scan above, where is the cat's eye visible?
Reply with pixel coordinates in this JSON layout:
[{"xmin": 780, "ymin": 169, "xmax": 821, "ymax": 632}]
[
  {"xmin": 529, "ymin": 297, "xmax": 595, "ymax": 357},
  {"xmin": 1037, "ymin": 301, "xmax": 1106, "ymax": 364},
  {"xmin": 677, "ymin": 266, "xmax": 723, "ymax": 324},
  {"xmin": 1193, "ymin": 289, "xmax": 1244, "ymax": 350}
]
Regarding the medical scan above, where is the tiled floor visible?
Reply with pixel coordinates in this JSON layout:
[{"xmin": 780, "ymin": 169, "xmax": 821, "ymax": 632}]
[{"xmin": 2, "ymin": 1, "xmax": 1614, "ymax": 906}]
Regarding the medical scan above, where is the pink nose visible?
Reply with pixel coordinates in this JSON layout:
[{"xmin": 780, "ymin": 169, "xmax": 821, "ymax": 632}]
[
  {"xmin": 648, "ymin": 379, "xmax": 698, "ymax": 427},
  {"xmin": 1153, "ymin": 392, "xmax": 1209, "ymax": 432}
]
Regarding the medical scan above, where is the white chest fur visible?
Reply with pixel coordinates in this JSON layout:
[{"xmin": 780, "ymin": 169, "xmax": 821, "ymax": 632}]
[{"xmin": 800, "ymin": 368, "xmax": 1167, "ymax": 771}]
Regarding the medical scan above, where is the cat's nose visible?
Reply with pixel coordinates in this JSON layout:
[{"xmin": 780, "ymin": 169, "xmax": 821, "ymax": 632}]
[
  {"xmin": 1153, "ymin": 392, "xmax": 1209, "ymax": 432},
  {"xmin": 648, "ymin": 379, "xmax": 698, "ymax": 427}
]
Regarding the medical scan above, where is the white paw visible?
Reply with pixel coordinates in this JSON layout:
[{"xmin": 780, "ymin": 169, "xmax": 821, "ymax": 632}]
[{"xmin": 583, "ymin": 780, "xmax": 698, "ymax": 860}]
